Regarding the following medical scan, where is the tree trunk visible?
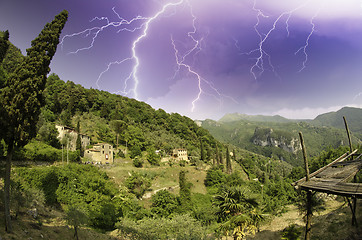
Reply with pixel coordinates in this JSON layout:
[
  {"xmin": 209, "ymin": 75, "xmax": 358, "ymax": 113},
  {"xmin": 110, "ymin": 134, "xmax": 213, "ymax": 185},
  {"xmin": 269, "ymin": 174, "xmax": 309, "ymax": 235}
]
[
  {"xmin": 4, "ymin": 142, "xmax": 13, "ymax": 232},
  {"xmin": 74, "ymin": 225, "xmax": 79, "ymax": 240}
]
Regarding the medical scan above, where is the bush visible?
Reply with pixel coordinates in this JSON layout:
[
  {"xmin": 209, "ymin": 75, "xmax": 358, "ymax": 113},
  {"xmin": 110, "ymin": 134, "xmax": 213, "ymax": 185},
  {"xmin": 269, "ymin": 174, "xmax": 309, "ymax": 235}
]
[
  {"xmin": 204, "ymin": 167, "xmax": 225, "ymax": 187},
  {"xmin": 147, "ymin": 149, "xmax": 160, "ymax": 166},
  {"xmin": 151, "ymin": 190, "xmax": 179, "ymax": 217},
  {"xmin": 179, "ymin": 160, "xmax": 186, "ymax": 167},
  {"xmin": 133, "ymin": 158, "xmax": 144, "ymax": 168},
  {"xmin": 125, "ymin": 172, "xmax": 151, "ymax": 199},
  {"xmin": 116, "ymin": 214, "xmax": 209, "ymax": 240}
]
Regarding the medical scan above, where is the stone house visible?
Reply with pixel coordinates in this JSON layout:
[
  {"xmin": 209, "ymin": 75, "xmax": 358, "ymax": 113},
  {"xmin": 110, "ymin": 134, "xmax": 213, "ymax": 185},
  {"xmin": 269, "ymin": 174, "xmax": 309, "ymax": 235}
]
[
  {"xmin": 173, "ymin": 148, "xmax": 188, "ymax": 161},
  {"xmin": 84, "ymin": 143, "xmax": 114, "ymax": 164},
  {"xmin": 56, "ymin": 125, "xmax": 90, "ymax": 151}
]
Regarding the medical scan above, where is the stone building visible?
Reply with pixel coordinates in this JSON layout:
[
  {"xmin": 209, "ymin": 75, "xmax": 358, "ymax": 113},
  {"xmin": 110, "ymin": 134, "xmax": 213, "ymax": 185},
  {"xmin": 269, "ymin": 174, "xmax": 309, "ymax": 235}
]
[
  {"xmin": 173, "ymin": 149, "xmax": 188, "ymax": 161},
  {"xmin": 84, "ymin": 143, "xmax": 114, "ymax": 164},
  {"xmin": 56, "ymin": 125, "xmax": 90, "ymax": 151}
]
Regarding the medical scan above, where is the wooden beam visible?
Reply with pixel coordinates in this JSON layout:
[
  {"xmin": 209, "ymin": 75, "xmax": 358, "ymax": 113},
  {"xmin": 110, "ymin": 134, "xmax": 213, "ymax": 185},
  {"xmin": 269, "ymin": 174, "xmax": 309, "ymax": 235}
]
[
  {"xmin": 299, "ymin": 132, "xmax": 312, "ymax": 240},
  {"xmin": 343, "ymin": 116, "xmax": 353, "ymax": 159}
]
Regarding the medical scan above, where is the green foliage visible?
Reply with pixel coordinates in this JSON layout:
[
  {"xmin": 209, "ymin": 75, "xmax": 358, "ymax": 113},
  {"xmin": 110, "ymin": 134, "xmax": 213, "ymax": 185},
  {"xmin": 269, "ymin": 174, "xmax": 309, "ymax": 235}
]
[
  {"xmin": 204, "ymin": 166, "xmax": 225, "ymax": 187},
  {"xmin": 125, "ymin": 172, "xmax": 151, "ymax": 199},
  {"xmin": 226, "ymin": 147, "xmax": 232, "ymax": 174},
  {"xmin": 129, "ymin": 145, "xmax": 142, "ymax": 159},
  {"xmin": 39, "ymin": 73, "xmax": 219, "ymax": 161},
  {"xmin": 132, "ymin": 157, "xmax": 144, "ymax": 168},
  {"xmin": 14, "ymin": 164, "xmax": 119, "ymax": 230},
  {"xmin": 146, "ymin": 147, "xmax": 160, "ymax": 166},
  {"xmin": 151, "ymin": 190, "xmax": 179, "ymax": 218},
  {"xmin": 179, "ymin": 170, "xmax": 192, "ymax": 211},
  {"xmin": 309, "ymin": 145, "xmax": 350, "ymax": 173},
  {"xmin": 0, "ymin": 10, "xmax": 68, "ymax": 148},
  {"xmin": 116, "ymin": 214, "xmax": 209, "ymax": 240},
  {"xmin": 202, "ymin": 118, "xmax": 360, "ymax": 167},
  {"xmin": 214, "ymin": 185, "xmax": 261, "ymax": 239},
  {"xmin": 16, "ymin": 140, "xmax": 79, "ymax": 162},
  {"xmin": 0, "ymin": 30, "xmax": 10, "ymax": 63},
  {"xmin": 37, "ymin": 121, "xmax": 60, "ymax": 148},
  {"xmin": 191, "ymin": 193, "xmax": 217, "ymax": 226}
]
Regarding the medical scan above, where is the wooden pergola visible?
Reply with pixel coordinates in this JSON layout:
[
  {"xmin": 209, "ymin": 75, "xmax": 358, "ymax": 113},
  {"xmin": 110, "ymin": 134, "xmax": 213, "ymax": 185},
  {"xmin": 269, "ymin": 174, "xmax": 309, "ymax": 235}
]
[{"xmin": 294, "ymin": 117, "xmax": 362, "ymax": 240}]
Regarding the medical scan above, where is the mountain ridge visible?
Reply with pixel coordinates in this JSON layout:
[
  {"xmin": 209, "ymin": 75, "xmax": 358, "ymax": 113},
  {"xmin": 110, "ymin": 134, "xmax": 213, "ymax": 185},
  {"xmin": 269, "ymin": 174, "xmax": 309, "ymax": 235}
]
[{"xmin": 217, "ymin": 107, "xmax": 362, "ymax": 134}]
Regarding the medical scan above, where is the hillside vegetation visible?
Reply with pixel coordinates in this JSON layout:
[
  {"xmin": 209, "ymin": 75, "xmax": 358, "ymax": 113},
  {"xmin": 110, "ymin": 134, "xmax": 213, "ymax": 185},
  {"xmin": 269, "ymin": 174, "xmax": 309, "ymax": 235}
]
[{"xmin": 202, "ymin": 117, "xmax": 361, "ymax": 166}]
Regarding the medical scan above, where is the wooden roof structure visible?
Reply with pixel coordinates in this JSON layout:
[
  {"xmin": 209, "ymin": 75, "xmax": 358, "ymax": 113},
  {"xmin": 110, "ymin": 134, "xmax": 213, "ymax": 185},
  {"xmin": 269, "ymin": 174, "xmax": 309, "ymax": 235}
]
[
  {"xmin": 294, "ymin": 149, "xmax": 362, "ymax": 198},
  {"xmin": 294, "ymin": 117, "xmax": 360, "ymax": 239}
]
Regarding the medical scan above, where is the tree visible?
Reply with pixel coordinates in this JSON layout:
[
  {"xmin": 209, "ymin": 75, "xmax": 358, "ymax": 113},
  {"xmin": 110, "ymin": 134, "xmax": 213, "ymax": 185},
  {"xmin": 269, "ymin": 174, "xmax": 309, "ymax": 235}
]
[
  {"xmin": 125, "ymin": 172, "xmax": 151, "ymax": 199},
  {"xmin": 64, "ymin": 205, "xmax": 88, "ymax": 240},
  {"xmin": 0, "ymin": 30, "xmax": 9, "ymax": 64},
  {"xmin": 151, "ymin": 190, "xmax": 179, "ymax": 217},
  {"xmin": 215, "ymin": 145, "xmax": 220, "ymax": 165},
  {"xmin": 0, "ymin": 10, "xmax": 68, "ymax": 232},
  {"xmin": 179, "ymin": 170, "xmax": 192, "ymax": 211},
  {"xmin": 76, "ymin": 120, "xmax": 83, "ymax": 157},
  {"xmin": 146, "ymin": 147, "xmax": 160, "ymax": 166},
  {"xmin": 200, "ymin": 138, "xmax": 205, "ymax": 161},
  {"xmin": 226, "ymin": 147, "xmax": 232, "ymax": 174},
  {"xmin": 214, "ymin": 185, "xmax": 260, "ymax": 239}
]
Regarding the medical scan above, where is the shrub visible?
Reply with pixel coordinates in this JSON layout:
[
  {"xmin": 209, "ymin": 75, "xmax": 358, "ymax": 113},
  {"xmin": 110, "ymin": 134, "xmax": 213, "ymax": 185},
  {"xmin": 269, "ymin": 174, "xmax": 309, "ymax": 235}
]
[
  {"xmin": 151, "ymin": 190, "xmax": 179, "ymax": 217},
  {"xmin": 125, "ymin": 172, "xmax": 151, "ymax": 199},
  {"xmin": 204, "ymin": 167, "xmax": 225, "ymax": 187},
  {"xmin": 133, "ymin": 158, "xmax": 144, "ymax": 168}
]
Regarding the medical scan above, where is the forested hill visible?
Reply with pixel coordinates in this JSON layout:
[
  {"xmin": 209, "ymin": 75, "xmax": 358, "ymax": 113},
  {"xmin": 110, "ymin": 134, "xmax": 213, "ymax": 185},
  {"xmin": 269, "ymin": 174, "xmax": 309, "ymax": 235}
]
[
  {"xmin": 202, "ymin": 118, "xmax": 361, "ymax": 166},
  {"xmin": 42, "ymin": 73, "xmax": 218, "ymax": 156},
  {"xmin": 309, "ymin": 107, "xmax": 362, "ymax": 135},
  {"xmin": 219, "ymin": 113, "xmax": 291, "ymax": 123}
]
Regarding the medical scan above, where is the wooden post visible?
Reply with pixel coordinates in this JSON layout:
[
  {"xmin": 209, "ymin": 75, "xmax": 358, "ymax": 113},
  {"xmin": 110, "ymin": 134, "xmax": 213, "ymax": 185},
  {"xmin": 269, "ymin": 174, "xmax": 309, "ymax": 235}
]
[
  {"xmin": 343, "ymin": 116, "xmax": 358, "ymax": 227},
  {"xmin": 299, "ymin": 132, "xmax": 312, "ymax": 240},
  {"xmin": 343, "ymin": 116, "xmax": 353, "ymax": 158}
]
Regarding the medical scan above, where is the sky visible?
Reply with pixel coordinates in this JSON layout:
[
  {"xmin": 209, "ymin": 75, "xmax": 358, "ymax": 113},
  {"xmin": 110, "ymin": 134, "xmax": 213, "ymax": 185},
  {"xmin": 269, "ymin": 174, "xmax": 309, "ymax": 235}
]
[{"xmin": 1, "ymin": 0, "xmax": 362, "ymax": 120}]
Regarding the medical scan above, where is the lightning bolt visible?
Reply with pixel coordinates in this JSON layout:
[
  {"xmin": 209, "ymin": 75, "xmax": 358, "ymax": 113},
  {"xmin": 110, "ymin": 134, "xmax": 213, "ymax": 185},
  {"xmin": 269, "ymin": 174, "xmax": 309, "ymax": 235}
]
[
  {"xmin": 294, "ymin": 8, "xmax": 321, "ymax": 72},
  {"xmin": 169, "ymin": 1, "xmax": 238, "ymax": 112},
  {"xmin": 60, "ymin": 0, "xmax": 235, "ymax": 113},
  {"xmin": 244, "ymin": 0, "xmax": 321, "ymax": 79},
  {"xmin": 60, "ymin": 0, "xmax": 185, "ymax": 99}
]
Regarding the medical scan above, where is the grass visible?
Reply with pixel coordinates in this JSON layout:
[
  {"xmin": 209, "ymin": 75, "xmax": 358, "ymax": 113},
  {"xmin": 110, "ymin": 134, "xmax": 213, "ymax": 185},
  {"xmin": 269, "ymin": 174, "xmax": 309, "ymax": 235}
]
[{"xmin": 248, "ymin": 198, "xmax": 362, "ymax": 240}]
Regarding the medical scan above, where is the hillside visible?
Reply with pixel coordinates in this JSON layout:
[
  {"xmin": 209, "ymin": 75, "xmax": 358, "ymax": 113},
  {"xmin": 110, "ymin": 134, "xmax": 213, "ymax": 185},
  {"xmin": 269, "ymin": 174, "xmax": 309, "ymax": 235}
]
[
  {"xmin": 219, "ymin": 113, "xmax": 291, "ymax": 123},
  {"xmin": 310, "ymin": 107, "xmax": 362, "ymax": 135},
  {"xmin": 202, "ymin": 118, "xmax": 361, "ymax": 166},
  {"xmin": 32, "ymin": 73, "xmax": 223, "ymax": 161}
]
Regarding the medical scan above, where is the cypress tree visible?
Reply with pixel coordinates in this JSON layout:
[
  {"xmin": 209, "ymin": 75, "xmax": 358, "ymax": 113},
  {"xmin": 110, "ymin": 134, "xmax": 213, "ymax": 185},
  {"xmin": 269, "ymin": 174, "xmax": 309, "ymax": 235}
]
[
  {"xmin": 226, "ymin": 147, "xmax": 232, "ymax": 174},
  {"xmin": 215, "ymin": 144, "xmax": 220, "ymax": 165},
  {"xmin": 200, "ymin": 138, "xmax": 205, "ymax": 162},
  {"xmin": 0, "ymin": 30, "xmax": 9, "ymax": 63},
  {"xmin": 76, "ymin": 120, "xmax": 83, "ymax": 157},
  {"xmin": 179, "ymin": 170, "xmax": 192, "ymax": 211},
  {"xmin": 0, "ymin": 10, "xmax": 68, "ymax": 232}
]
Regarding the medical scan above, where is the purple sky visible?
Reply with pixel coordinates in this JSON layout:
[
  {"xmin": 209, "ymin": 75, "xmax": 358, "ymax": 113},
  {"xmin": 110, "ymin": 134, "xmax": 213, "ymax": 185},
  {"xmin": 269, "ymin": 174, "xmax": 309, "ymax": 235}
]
[{"xmin": 1, "ymin": 0, "xmax": 362, "ymax": 120}]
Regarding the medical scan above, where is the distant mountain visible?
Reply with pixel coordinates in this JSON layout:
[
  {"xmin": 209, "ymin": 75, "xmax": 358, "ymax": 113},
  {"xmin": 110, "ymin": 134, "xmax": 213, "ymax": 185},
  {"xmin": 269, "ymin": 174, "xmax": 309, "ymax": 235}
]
[
  {"xmin": 310, "ymin": 107, "xmax": 362, "ymax": 134},
  {"xmin": 202, "ymin": 116, "xmax": 361, "ymax": 167},
  {"xmin": 219, "ymin": 113, "xmax": 291, "ymax": 123}
]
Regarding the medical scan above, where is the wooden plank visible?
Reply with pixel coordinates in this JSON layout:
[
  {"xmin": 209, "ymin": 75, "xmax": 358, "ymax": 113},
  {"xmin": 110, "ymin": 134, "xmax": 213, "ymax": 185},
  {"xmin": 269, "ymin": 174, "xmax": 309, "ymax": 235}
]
[
  {"xmin": 332, "ymin": 155, "xmax": 362, "ymax": 167},
  {"xmin": 316, "ymin": 164, "xmax": 360, "ymax": 180},
  {"xmin": 294, "ymin": 150, "xmax": 357, "ymax": 186},
  {"xmin": 300, "ymin": 181, "xmax": 362, "ymax": 197}
]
